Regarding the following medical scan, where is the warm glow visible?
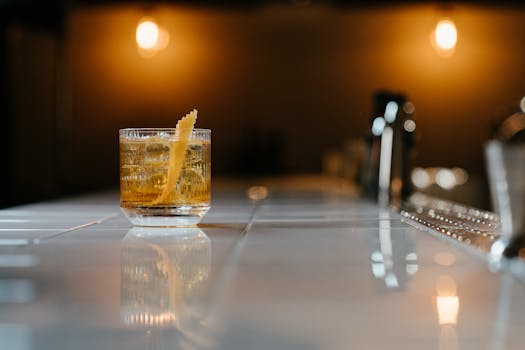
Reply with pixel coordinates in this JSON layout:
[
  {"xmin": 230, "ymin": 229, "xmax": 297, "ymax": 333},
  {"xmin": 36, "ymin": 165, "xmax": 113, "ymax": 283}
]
[
  {"xmin": 452, "ymin": 168, "xmax": 468, "ymax": 185},
  {"xmin": 434, "ymin": 252, "xmax": 456, "ymax": 266},
  {"xmin": 434, "ymin": 19, "xmax": 457, "ymax": 52},
  {"xmin": 403, "ymin": 101, "xmax": 415, "ymax": 115},
  {"xmin": 136, "ymin": 17, "xmax": 170, "ymax": 57},
  {"xmin": 411, "ymin": 167, "xmax": 431, "ymax": 189},
  {"xmin": 436, "ymin": 275, "xmax": 459, "ymax": 325},
  {"xmin": 435, "ymin": 168, "xmax": 456, "ymax": 190},
  {"xmin": 136, "ymin": 19, "xmax": 159, "ymax": 50},
  {"xmin": 411, "ymin": 167, "xmax": 468, "ymax": 189},
  {"xmin": 247, "ymin": 186, "xmax": 269, "ymax": 201},
  {"xmin": 439, "ymin": 326, "xmax": 460, "ymax": 350},
  {"xmin": 437, "ymin": 296, "xmax": 459, "ymax": 325}
]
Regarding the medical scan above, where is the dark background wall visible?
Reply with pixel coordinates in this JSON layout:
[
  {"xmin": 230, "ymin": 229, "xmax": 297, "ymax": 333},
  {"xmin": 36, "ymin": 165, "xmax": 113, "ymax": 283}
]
[{"xmin": 3, "ymin": 1, "xmax": 525, "ymax": 208}]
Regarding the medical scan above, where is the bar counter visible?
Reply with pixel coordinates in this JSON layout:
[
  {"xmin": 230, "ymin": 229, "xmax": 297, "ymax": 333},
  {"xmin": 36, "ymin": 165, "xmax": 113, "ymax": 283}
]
[{"xmin": 1, "ymin": 178, "xmax": 525, "ymax": 350}]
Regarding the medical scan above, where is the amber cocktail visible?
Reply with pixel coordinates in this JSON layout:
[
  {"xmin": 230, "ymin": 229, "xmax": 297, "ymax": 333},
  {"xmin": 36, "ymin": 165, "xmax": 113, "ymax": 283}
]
[{"xmin": 119, "ymin": 128, "xmax": 211, "ymax": 226}]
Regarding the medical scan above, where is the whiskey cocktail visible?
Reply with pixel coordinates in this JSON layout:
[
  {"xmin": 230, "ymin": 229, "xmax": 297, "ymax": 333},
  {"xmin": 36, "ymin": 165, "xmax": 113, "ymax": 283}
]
[{"xmin": 120, "ymin": 116, "xmax": 210, "ymax": 226}]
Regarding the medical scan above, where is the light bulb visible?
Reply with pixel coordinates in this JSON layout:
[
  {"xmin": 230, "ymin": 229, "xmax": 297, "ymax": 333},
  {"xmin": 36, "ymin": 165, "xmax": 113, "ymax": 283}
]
[
  {"xmin": 432, "ymin": 18, "xmax": 457, "ymax": 56},
  {"xmin": 136, "ymin": 17, "xmax": 170, "ymax": 57},
  {"xmin": 136, "ymin": 19, "xmax": 159, "ymax": 50}
]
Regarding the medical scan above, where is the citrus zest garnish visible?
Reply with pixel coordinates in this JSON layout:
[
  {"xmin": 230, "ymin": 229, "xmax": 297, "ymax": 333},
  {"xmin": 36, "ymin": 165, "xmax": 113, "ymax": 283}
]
[{"xmin": 151, "ymin": 109, "xmax": 197, "ymax": 205}]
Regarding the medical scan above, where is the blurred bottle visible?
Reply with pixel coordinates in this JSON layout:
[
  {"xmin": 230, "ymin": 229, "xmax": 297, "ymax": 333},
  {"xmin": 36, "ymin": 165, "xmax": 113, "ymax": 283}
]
[{"xmin": 361, "ymin": 91, "xmax": 416, "ymax": 208}]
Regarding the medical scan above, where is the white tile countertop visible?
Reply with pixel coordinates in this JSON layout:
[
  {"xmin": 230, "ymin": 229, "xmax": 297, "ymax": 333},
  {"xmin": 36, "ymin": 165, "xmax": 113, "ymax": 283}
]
[{"xmin": 1, "ymin": 181, "xmax": 525, "ymax": 350}]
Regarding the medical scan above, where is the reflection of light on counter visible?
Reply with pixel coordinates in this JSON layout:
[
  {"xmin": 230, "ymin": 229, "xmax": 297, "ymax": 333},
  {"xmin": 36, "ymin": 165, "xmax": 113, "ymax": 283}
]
[
  {"xmin": 434, "ymin": 252, "xmax": 456, "ymax": 266},
  {"xmin": 436, "ymin": 275, "xmax": 457, "ymax": 295},
  {"xmin": 436, "ymin": 275, "xmax": 459, "ymax": 325},
  {"xmin": 370, "ymin": 210, "xmax": 419, "ymax": 291},
  {"xmin": 379, "ymin": 211, "xmax": 399, "ymax": 289},
  {"xmin": 439, "ymin": 325, "xmax": 460, "ymax": 350},
  {"xmin": 406, "ymin": 252, "xmax": 418, "ymax": 275},
  {"xmin": 370, "ymin": 250, "xmax": 386, "ymax": 278},
  {"xmin": 126, "ymin": 312, "xmax": 177, "ymax": 326},
  {"xmin": 0, "ymin": 238, "xmax": 30, "ymax": 247},
  {"xmin": 436, "ymin": 274, "xmax": 460, "ymax": 350},
  {"xmin": 246, "ymin": 186, "xmax": 269, "ymax": 201},
  {"xmin": 437, "ymin": 296, "xmax": 459, "ymax": 325},
  {"xmin": 136, "ymin": 17, "xmax": 170, "ymax": 57},
  {"xmin": 384, "ymin": 272, "xmax": 399, "ymax": 288},
  {"xmin": 371, "ymin": 211, "xmax": 418, "ymax": 289},
  {"xmin": 0, "ymin": 219, "xmax": 30, "ymax": 223}
]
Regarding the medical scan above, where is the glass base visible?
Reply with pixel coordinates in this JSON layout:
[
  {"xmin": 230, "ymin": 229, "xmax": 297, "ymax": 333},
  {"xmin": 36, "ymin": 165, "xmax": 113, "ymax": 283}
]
[{"xmin": 121, "ymin": 205, "xmax": 209, "ymax": 227}]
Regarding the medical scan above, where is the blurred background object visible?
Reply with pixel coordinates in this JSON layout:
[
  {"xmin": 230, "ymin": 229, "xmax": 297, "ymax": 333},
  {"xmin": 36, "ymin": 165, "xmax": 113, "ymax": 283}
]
[
  {"xmin": 361, "ymin": 91, "xmax": 415, "ymax": 207},
  {"xmin": 4, "ymin": 1, "xmax": 525, "ymax": 209},
  {"xmin": 485, "ymin": 106, "xmax": 525, "ymax": 259}
]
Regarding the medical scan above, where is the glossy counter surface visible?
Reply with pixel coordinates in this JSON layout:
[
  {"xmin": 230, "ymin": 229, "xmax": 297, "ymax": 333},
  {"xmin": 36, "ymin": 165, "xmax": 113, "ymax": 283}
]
[{"xmin": 1, "ymin": 185, "xmax": 525, "ymax": 350}]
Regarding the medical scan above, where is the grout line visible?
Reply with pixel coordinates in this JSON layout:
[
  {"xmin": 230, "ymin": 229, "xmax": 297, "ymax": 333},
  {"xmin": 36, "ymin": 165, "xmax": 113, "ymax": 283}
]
[
  {"xmin": 239, "ymin": 199, "xmax": 263, "ymax": 237},
  {"xmin": 216, "ymin": 198, "xmax": 264, "ymax": 270},
  {"xmin": 193, "ymin": 199, "xmax": 264, "ymax": 341},
  {"xmin": 33, "ymin": 213, "xmax": 120, "ymax": 244}
]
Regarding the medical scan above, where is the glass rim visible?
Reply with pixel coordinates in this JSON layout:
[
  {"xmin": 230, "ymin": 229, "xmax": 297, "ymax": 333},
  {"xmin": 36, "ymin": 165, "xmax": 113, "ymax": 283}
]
[{"xmin": 119, "ymin": 128, "xmax": 210, "ymax": 134}]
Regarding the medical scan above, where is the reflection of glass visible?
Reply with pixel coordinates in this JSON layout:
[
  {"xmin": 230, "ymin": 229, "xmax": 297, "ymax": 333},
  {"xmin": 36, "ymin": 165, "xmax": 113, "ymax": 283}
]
[
  {"xmin": 120, "ymin": 227, "xmax": 211, "ymax": 329},
  {"xmin": 369, "ymin": 210, "xmax": 418, "ymax": 290},
  {"xmin": 119, "ymin": 128, "xmax": 211, "ymax": 227}
]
